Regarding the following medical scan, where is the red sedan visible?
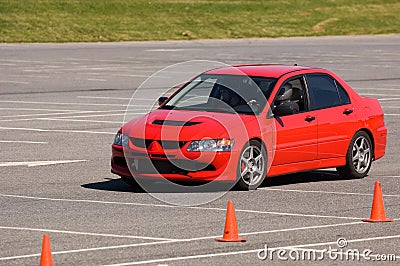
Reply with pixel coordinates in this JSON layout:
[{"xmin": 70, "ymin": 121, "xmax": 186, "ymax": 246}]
[{"xmin": 111, "ymin": 65, "xmax": 387, "ymax": 190}]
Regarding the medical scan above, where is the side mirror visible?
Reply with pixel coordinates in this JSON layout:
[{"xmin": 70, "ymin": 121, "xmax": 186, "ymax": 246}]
[
  {"xmin": 273, "ymin": 103, "xmax": 295, "ymax": 117},
  {"xmin": 158, "ymin": 96, "xmax": 168, "ymax": 106}
]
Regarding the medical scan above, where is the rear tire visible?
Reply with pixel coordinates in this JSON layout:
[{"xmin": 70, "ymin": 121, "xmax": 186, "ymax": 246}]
[
  {"xmin": 235, "ymin": 140, "xmax": 267, "ymax": 190},
  {"xmin": 337, "ymin": 131, "xmax": 372, "ymax": 179}
]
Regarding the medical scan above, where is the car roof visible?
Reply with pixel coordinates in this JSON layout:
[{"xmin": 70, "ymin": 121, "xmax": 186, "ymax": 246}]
[{"xmin": 204, "ymin": 64, "xmax": 318, "ymax": 78}]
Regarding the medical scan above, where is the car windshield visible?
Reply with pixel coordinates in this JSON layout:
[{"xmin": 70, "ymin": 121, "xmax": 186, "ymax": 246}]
[{"xmin": 160, "ymin": 74, "xmax": 277, "ymax": 115}]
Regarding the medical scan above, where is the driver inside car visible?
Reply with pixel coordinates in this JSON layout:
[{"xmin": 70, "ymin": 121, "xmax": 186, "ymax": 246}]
[
  {"xmin": 220, "ymin": 87, "xmax": 241, "ymax": 107},
  {"xmin": 274, "ymin": 83, "xmax": 300, "ymax": 113}
]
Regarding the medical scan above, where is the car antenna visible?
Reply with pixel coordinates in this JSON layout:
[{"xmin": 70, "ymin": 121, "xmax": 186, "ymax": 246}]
[{"xmin": 294, "ymin": 63, "xmax": 298, "ymax": 66}]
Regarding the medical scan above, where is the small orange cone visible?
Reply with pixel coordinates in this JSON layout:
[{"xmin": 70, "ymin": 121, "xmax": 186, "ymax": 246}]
[
  {"xmin": 216, "ymin": 201, "xmax": 246, "ymax": 242},
  {"xmin": 40, "ymin": 234, "xmax": 54, "ymax": 266},
  {"xmin": 363, "ymin": 181, "xmax": 393, "ymax": 223}
]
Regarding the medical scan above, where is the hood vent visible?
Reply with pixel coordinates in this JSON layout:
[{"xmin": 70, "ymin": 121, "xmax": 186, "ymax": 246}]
[{"xmin": 152, "ymin": 120, "xmax": 201, "ymax": 126}]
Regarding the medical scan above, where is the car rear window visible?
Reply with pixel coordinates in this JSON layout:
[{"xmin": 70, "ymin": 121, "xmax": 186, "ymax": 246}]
[{"xmin": 306, "ymin": 74, "xmax": 341, "ymax": 110}]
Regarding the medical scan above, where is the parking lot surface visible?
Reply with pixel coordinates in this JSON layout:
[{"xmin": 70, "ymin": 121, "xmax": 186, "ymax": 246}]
[{"xmin": 1, "ymin": 35, "xmax": 400, "ymax": 265}]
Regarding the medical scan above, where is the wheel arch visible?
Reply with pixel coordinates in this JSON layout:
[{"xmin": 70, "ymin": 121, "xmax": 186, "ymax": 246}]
[
  {"xmin": 248, "ymin": 137, "xmax": 267, "ymax": 151},
  {"xmin": 356, "ymin": 128, "xmax": 375, "ymax": 159},
  {"xmin": 248, "ymin": 136, "xmax": 270, "ymax": 176}
]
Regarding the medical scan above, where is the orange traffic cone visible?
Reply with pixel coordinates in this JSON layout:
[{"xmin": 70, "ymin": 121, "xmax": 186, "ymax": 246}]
[
  {"xmin": 216, "ymin": 201, "xmax": 246, "ymax": 242},
  {"xmin": 40, "ymin": 234, "xmax": 54, "ymax": 266},
  {"xmin": 363, "ymin": 181, "xmax": 393, "ymax": 223}
]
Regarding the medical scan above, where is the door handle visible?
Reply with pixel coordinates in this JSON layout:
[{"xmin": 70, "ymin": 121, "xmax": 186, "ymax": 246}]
[
  {"xmin": 305, "ymin": 116, "xmax": 315, "ymax": 122},
  {"xmin": 343, "ymin": 109, "xmax": 353, "ymax": 115}
]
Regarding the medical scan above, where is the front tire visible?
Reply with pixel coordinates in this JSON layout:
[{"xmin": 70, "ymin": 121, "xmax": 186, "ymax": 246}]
[
  {"xmin": 235, "ymin": 140, "xmax": 267, "ymax": 190},
  {"xmin": 337, "ymin": 131, "xmax": 373, "ymax": 179}
]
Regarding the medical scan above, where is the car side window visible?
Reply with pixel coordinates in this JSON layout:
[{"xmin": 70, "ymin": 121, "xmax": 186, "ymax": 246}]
[
  {"xmin": 335, "ymin": 81, "xmax": 351, "ymax": 105},
  {"xmin": 273, "ymin": 76, "xmax": 308, "ymax": 115},
  {"xmin": 306, "ymin": 74, "xmax": 342, "ymax": 110}
]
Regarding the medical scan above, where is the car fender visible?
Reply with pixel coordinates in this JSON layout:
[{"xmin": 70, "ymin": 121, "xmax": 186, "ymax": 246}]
[{"xmin": 357, "ymin": 97, "xmax": 387, "ymax": 160}]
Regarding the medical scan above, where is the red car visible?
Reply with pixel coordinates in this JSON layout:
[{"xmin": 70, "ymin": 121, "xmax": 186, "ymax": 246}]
[{"xmin": 111, "ymin": 65, "xmax": 387, "ymax": 190}]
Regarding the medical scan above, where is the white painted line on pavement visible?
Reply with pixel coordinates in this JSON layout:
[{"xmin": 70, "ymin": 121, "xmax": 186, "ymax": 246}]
[
  {"xmin": 111, "ymin": 74, "xmax": 151, "ymax": 78},
  {"xmin": 0, "ymin": 193, "xmax": 364, "ymax": 220},
  {"xmin": 1, "ymin": 115, "xmax": 143, "ymax": 123},
  {"xmin": 0, "ymin": 112, "xmax": 76, "ymax": 118},
  {"xmin": 37, "ymin": 65, "xmax": 62, "ymax": 69},
  {"xmin": 0, "ymin": 59, "xmax": 44, "ymax": 63},
  {"xmin": 105, "ymin": 250, "xmax": 257, "ymax": 266},
  {"xmin": 0, "ymin": 240, "xmax": 175, "ymax": 262},
  {"xmin": 182, "ymin": 221, "xmax": 365, "ymax": 241},
  {"xmin": 0, "ymin": 226, "xmax": 176, "ymax": 241},
  {"xmin": 239, "ymin": 222, "xmax": 366, "ymax": 237},
  {"xmin": 259, "ymin": 188, "xmax": 400, "ymax": 198},
  {"xmin": 77, "ymin": 65, "xmax": 125, "ymax": 69},
  {"xmin": 0, "ymin": 140, "xmax": 47, "ymax": 144},
  {"xmin": 87, "ymin": 78, "xmax": 107, "ymax": 82},
  {"xmin": 77, "ymin": 96, "xmax": 154, "ymax": 101},
  {"xmin": 77, "ymin": 72, "xmax": 103, "ymax": 75},
  {"xmin": 47, "ymin": 112, "xmax": 148, "ymax": 119},
  {"xmin": 0, "ymin": 160, "xmax": 87, "ymax": 167},
  {"xmin": 0, "ymin": 110, "xmax": 136, "ymax": 120},
  {"xmin": 22, "ymin": 69, "xmax": 44, "ymax": 73},
  {"xmin": 105, "ymin": 234, "xmax": 400, "ymax": 265},
  {"xmin": 21, "ymin": 75, "xmax": 50, "ymax": 79},
  {"xmin": 62, "ymin": 57, "xmax": 90, "ymax": 61},
  {"xmin": 0, "ymin": 107, "xmax": 100, "ymax": 112},
  {"xmin": 0, "ymin": 80, "xmax": 29, "ymax": 84},
  {"xmin": 0, "ymin": 110, "xmax": 120, "ymax": 119},
  {"xmin": 0, "ymin": 127, "xmax": 115, "ymax": 135},
  {"xmin": 0, "ymin": 100, "xmax": 131, "ymax": 107},
  {"xmin": 361, "ymin": 87, "xmax": 400, "ymax": 91},
  {"xmin": 0, "ymin": 117, "xmax": 62, "ymax": 122},
  {"xmin": 37, "ymin": 118, "xmax": 125, "ymax": 124},
  {"xmin": 232, "ymin": 209, "xmax": 361, "ymax": 220},
  {"xmin": 379, "ymin": 98, "xmax": 400, "ymax": 101},
  {"xmin": 147, "ymin": 49, "xmax": 187, "ymax": 52},
  {"xmin": 361, "ymin": 93, "xmax": 400, "ymax": 97},
  {"xmin": 0, "ymin": 63, "xmax": 16, "ymax": 66},
  {"xmin": 0, "ymin": 221, "xmax": 369, "ymax": 262},
  {"xmin": 78, "ymin": 96, "xmax": 131, "ymax": 100},
  {"xmin": 68, "ymin": 67, "xmax": 126, "ymax": 71}
]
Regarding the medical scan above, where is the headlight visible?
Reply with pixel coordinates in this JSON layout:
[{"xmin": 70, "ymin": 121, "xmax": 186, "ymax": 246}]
[
  {"xmin": 186, "ymin": 138, "xmax": 234, "ymax": 152},
  {"xmin": 113, "ymin": 131, "xmax": 129, "ymax": 147}
]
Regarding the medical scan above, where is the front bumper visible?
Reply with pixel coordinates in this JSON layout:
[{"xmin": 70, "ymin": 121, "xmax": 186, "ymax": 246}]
[{"xmin": 111, "ymin": 144, "xmax": 238, "ymax": 182}]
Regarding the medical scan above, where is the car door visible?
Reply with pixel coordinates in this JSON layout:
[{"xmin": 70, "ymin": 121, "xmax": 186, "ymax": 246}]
[
  {"xmin": 305, "ymin": 74, "xmax": 358, "ymax": 159},
  {"xmin": 272, "ymin": 76, "xmax": 318, "ymax": 165}
]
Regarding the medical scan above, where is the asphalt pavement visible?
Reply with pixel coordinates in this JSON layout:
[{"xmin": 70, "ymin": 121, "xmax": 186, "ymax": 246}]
[{"xmin": 0, "ymin": 35, "xmax": 400, "ymax": 265}]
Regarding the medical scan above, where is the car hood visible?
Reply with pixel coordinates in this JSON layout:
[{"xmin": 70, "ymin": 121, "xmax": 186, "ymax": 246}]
[{"xmin": 121, "ymin": 109, "xmax": 261, "ymax": 141}]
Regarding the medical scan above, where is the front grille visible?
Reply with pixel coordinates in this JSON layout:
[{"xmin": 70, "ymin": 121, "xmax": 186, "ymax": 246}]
[
  {"xmin": 130, "ymin": 138, "xmax": 187, "ymax": 150},
  {"xmin": 160, "ymin": 140, "xmax": 187, "ymax": 149}
]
